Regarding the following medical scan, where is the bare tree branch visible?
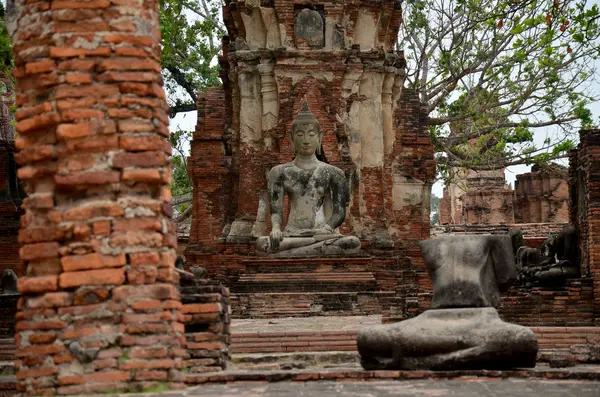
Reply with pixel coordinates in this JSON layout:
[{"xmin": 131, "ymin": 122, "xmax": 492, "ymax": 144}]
[
  {"xmin": 166, "ymin": 66, "xmax": 198, "ymax": 105},
  {"xmin": 171, "ymin": 193, "xmax": 193, "ymax": 206},
  {"xmin": 173, "ymin": 205, "xmax": 193, "ymax": 223}
]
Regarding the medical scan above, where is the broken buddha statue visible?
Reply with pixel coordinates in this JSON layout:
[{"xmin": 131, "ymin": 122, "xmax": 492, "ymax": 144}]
[
  {"xmin": 255, "ymin": 100, "xmax": 360, "ymax": 257},
  {"xmin": 357, "ymin": 235, "xmax": 538, "ymax": 370}
]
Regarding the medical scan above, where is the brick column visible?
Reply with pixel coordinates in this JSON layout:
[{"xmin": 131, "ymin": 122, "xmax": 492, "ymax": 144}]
[{"xmin": 9, "ymin": 0, "xmax": 184, "ymax": 394}]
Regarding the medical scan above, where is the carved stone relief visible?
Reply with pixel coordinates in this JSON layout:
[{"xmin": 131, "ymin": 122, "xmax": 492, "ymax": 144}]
[{"xmin": 294, "ymin": 8, "xmax": 325, "ymax": 48}]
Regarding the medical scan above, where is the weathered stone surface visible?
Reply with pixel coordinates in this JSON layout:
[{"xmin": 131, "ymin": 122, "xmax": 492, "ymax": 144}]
[
  {"xmin": 294, "ymin": 8, "xmax": 325, "ymax": 48},
  {"xmin": 518, "ymin": 225, "xmax": 581, "ymax": 286},
  {"xmin": 357, "ymin": 235, "xmax": 538, "ymax": 370}
]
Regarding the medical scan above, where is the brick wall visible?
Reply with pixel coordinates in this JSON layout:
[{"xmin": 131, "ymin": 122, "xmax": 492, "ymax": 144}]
[
  {"xmin": 569, "ymin": 129, "xmax": 600, "ymax": 324},
  {"xmin": 439, "ymin": 166, "xmax": 568, "ymax": 226},
  {"xmin": 463, "ymin": 190, "xmax": 515, "ymax": 224},
  {"xmin": 9, "ymin": 1, "xmax": 184, "ymax": 394},
  {"xmin": 180, "ymin": 275, "xmax": 231, "ymax": 376},
  {"xmin": 438, "ymin": 168, "xmax": 512, "ymax": 225}
]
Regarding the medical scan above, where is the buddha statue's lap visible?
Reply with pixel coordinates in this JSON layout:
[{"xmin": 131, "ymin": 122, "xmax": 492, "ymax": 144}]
[{"xmin": 255, "ymin": 100, "xmax": 360, "ymax": 257}]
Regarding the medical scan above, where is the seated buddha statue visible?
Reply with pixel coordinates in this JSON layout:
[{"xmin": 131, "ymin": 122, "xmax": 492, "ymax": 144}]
[{"xmin": 255, "ymin": 101, "xmax": 360, "ymax": 257}]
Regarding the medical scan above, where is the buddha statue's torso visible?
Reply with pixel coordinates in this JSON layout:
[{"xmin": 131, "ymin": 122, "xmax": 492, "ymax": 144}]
[{"xmin": 273, "ymin": 161, "xmax": 337, "ymax": 235}]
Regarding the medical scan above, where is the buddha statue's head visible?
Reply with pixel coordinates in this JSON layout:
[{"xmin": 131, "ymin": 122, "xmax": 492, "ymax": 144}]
[{"xmin": 290, "ymin": 100, "xmax": 322, "ymax": 156}]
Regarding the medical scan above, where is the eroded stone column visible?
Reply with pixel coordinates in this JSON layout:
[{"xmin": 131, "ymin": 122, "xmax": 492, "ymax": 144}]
[
  {"xmin": 229, "ymin": 64, "xmax": 263, "ymax": 242},
  {"xmin": 358, "ymin": 69, "xmax": 387, "ymax": 238},
  {"xmin": 251, "ymin": 61, "xmax": 278, "ymax": 237},
  {"xmin": 9, "ymin": 0, "xmax": 184, "ymax": 394}
]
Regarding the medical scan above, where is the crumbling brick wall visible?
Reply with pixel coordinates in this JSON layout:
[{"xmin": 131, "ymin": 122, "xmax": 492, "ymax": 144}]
[
  {"xmin": 9, "ymin": 0, "xmax": 185, "ymax": 394},
  {"xmin": 569, "ymin": 129, "xmax": 600, "ymax": 324},
  {"xmin": 179, "ymin": 272, "xmax": 230, "ymax": 377}
]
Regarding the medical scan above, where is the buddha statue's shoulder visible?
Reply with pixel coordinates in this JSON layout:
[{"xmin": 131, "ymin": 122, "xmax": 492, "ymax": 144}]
[
  {"xmin": 318, "ymin": 161, "xmax": 346, "ymax": 180},
  {"xmin": 268, "ymin": 162, "xmax": 295, "ymax": 180}
]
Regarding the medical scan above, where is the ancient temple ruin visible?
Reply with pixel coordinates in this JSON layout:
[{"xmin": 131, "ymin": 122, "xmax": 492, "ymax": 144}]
[
  {"xmin": 438, "ymin": 164, "xmax": 569, "ymax": 226},
  {"xmin": 185, "ymin": 0, "xmax": 436, "ymax": 319},
  {"xmin": 438, "ymin": 168, "xmax": 514, "ymax": 225},
  {"xmin": 2, "ymin": 0, "xmax": 600, "ymax": 394}
]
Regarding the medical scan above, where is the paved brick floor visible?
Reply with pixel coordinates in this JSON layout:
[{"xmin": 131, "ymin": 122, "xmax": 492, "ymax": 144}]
[
  {"xmin": 192, "ymin": 379, "xmax": 600, "ymax": 396},
  {"xmin": 99, "ymin": 379, "xmax": 600, "ymax": 397}
]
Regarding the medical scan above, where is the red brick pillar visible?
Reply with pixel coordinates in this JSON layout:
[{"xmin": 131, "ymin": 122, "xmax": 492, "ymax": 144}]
[{"xmin": 9, "ymin": 0, "xmax": 184, "ymax": 394}]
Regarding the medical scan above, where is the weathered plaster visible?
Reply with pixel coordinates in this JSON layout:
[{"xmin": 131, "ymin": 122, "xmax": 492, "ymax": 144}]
[
  {"xmin": 240, "ymin": 9, "xmax": 266, "ymax": 50},
  {"xmin": 359, "ymin": 71, "xmax": 384, "ymax": 168},
  {"xmin": 259, "ymin": 7, "xmax": 282, "ymax": 48},
  {"xmin": 353, "ymin": 8, "xmax": 379, "ymax": 51}
]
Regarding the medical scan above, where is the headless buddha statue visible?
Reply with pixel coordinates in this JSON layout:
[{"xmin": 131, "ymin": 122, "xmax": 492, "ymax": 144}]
[
  {"xmin": 255, "ymin": 101, "xmax": 360, "ymax": 257},
  {"xmin": 357, "ymin": 235, "xmax": 538, "ymax": 370}
]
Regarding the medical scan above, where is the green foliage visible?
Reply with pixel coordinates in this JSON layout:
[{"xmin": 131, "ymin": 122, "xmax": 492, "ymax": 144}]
[
  {"xmin": 160, "ymin": 0, "xmax": 223, "ymax": 113},
  {"xmin": 159, "ymin": 1, "xmax": 225, "ymax": 214},
  {"xmin": 401, "ymin": 0, "xmax": 600, "ymax": 173},
  {"xmin": 169, "ymin": 130, "xmax": 193, "ymax": 212},
  {"xmin": 0, "ymin": 4, "xmax": 12, "ymax": 74}
]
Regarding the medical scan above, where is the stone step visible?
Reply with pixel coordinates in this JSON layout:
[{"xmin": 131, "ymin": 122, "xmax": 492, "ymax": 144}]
[
  {"xmin": 233, "ymin": 272, "xmax": 378, "ymax": 293},
  {"xmin": 184, "ymin": 365, "xmax": 600, "ymax": 385},
  {"xmin": 240, "ymin": 257, "xmax": 372, "ymax": 274},
  {"xmin": 231, "ymin": 330, "xmax": 358, "ymax": 354},
  {"xmin": 231, "ymin": 292, "xmax": 383, "ymax": 318},
  {"xmin": 0, "ymin": 339, "xmax": 14, "ymax": 362},
  {"xmin": 230, "ymin": 327, "xmax": 600, "ymax": 357},
  {"xmin": 229, "ymin": 351, "xmax": 360, "ymax": 371}
]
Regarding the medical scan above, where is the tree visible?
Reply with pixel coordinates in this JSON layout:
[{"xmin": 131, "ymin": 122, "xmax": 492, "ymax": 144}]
[
  {"xmin": 0, "ymin": 3, "xmax": 12, "ymax": 75},
  {"xmin": 160, "ymin": 0, "xmax": 223, "ymax": 117},
  {"xmin": 400, "ymin": 0, "xmax": 600, "ymax": 177},
  {"xmin": 169, "ymin": 129, "xmax": 194, "ymax": 223},
  {"xmin": 160, "ymin": 0, "xmax": 224, "ymax": 222}
]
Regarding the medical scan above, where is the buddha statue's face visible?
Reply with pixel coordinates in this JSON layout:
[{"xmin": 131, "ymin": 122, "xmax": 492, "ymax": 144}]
[{"xmin": 292, "ymin": 122, "xmax": 321, "ymax": 156}]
